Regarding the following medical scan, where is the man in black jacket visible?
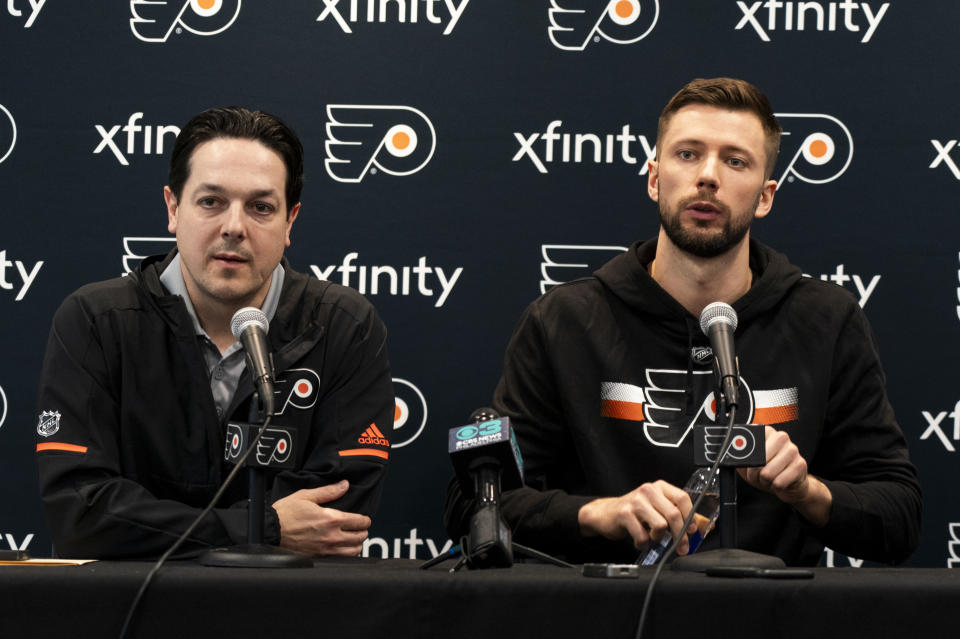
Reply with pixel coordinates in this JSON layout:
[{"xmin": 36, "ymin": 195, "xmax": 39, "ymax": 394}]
[
  {"xmin": 445, "ymin": 78, "xmax": 921, "ymax": 566},
  {"xmin": 35, "ymin": 107, "xmax": 393, "ymax": 559}
]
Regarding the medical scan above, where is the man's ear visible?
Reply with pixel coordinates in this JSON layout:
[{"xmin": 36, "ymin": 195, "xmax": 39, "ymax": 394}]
[
  {"xmin": 164, "ymin": 186, "xmax": 179, "ymax": 233},
  {"xmin": 647, "ymin": 160, "xmax": 659, "ymax": 203}
]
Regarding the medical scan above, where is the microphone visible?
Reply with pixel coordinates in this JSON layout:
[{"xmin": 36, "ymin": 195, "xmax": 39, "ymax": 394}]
[
  {"xmin": 448, "ymin": 410, "xmax": 524, "ymax": 501},
  {"xmin": 447, "ymin": 409, "xmax": 523, "ymax": 568},
  {"xmin": 231, "ymin": 307, "xmax": 275, "ymax": 417},
  {"xmin": 699, "ymin": 302, "xmax": 739, "ymax": 412}
]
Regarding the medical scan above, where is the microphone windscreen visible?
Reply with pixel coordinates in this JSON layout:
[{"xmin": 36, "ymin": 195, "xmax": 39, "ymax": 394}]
[
  {"xmin": 231, "ymin": 307, "xmax": 269, "ymax": 340},
  {"xmin": 699, "ymin": 301, "xmax": 738, "ymax": 336}
]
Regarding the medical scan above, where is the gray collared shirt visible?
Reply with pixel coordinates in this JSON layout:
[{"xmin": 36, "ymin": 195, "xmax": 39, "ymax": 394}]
[{"xmin": 159, "ymin": 254, "xmax": 284, "ymax": 421}]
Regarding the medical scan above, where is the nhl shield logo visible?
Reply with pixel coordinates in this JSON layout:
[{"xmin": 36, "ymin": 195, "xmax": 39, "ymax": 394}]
[{"xmin": 37, "ymin": 410, "xmax": 61, "ymax": 437}]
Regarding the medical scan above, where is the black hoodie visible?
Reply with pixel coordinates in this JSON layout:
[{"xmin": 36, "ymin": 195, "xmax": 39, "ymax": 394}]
[
  {"xmin": 446, "ymin": 238, "xmax": 921, "ymax": 566},
  {"xmin": 35, "ymin": 250, "xmax": 393, "ymax": 559}
]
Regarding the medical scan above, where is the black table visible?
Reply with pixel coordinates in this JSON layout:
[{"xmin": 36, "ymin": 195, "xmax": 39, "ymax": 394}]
[{"xmin": 0, "ymin": 559, "xmax": 955, "ymax": 638}]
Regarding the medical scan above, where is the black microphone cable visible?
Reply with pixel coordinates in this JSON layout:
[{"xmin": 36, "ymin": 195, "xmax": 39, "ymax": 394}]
[
  {"xmin": 117, "ymin": 411, "xmax": 275, "ymax": 639},
  {"xmin": 633, "ymin": 406, "xmax": 738, "ymax": 639}
]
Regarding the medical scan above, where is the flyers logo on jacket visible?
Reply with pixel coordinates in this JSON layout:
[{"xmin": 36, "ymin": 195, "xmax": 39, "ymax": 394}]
[
  {"xmin": 540, "ymin": 244, "xmax": 627, "ymax": 293},
  {"xmin": 130, "ymin": 0, "xmax": 241, "ymax": 42},
  {"xmin": 774, "ymin": 113, "xmax": 853, "ymax": 189},
  {"xmin": 549, "ymin": 0, "xmax": 659, "ymax": 51},
  {"xmin": 325, "ymin": 105, "xmax": 436, "ymax": 183},
  {"xmin": 600, "ymin": 372, "xmax": 798, "ymax": 448},
  {"xmin": 273, "ymin": 368, "xmax": 321, "ymax": 415},
  {"xmin": 392, "ymin": 377, "xmax": 427, "ymax": 448},
  {"xmin": 0, "ymin": 104, "xmax": 16, "ymax": 165}
]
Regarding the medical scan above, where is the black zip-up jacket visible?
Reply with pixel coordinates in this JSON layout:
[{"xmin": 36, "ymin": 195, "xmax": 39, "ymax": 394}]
[
  {"xmin": 35, "ymin": 251, "xmax": 393, "ymax": 559},
  {"xmin": 445, "ymin": 238, "xmax": 921, "ymax": 566}
]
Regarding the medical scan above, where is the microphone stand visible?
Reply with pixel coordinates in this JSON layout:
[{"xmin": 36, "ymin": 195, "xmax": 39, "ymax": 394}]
[
  {"xmin": 671, "ymin": 393, "xmax": 784, "ymax": 572},
  {"xmin": 199, "ymin": 392, "xmax": 312, "ymax": 568},
  {"xmin": 420, "ymin": 466, "xmax": 573, "ymax": 571}
]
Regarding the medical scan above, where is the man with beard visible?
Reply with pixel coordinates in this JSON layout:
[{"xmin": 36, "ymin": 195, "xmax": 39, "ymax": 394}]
[
  {"xmin": 35, "ymin": 107, "xmax": 393, "ymax": 559},
  {"xmin": 444, "ymin": 77, "xmax": 921, "ymax": 566}
]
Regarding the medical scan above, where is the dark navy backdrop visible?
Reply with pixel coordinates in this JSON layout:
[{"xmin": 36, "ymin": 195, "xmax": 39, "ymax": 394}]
[{"xmin": 1, "ymin": 1, "xmax": 957, "ymax": 567}]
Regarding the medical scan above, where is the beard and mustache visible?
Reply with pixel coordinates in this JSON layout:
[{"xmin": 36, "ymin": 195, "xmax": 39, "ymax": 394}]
[{"xmin": 658, "ymin": 190, "xmax": 760, "ymax": 258}]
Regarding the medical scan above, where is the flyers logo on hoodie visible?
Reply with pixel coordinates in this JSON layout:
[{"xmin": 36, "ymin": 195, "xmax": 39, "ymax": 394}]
[
  {"xmin": 600, "ymin": 370, "xmax": 797, "ymax": 447},
  {"xmin": 130, "ymin": 0, "xmax": 241, "ymax": 43},
  {"xmin": 549, "ymin": 0, "xmax": 659, "ymax": 51},
  {"xmin": 325, "ymin": 105, "xmax": 436, "ymax": 183}
]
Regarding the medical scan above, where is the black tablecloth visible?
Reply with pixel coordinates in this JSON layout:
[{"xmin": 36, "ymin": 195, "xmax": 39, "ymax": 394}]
[{"xmin": 0, "ymin": 558, "xmax": 955, "ymax": 638}]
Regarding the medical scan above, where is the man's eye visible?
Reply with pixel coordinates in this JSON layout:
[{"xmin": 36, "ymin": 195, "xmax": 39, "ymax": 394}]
[
  {"xmin": 729, "ymin": 158, "xmax": 747, "ymax": 168},
  {"xmin": 198, "ymin": 197, "xmax": 219, "ymax": 207},
  {"xmin": 252, "ymin": 202, "xmax": 275, "ymax": 214},
  {"xmin": 678, "ymin": 150, "xmax": 695, "ymax": 160}
]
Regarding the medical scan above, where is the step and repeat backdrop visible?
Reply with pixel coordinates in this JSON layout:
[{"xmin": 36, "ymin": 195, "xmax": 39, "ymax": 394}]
[{"xmin": 1, "ymin": 2, "xmax": 957, "ymax": 567}]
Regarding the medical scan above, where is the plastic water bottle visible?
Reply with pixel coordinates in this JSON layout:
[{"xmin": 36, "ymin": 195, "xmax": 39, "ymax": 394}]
[{"xmin": 638, "ymin": 468, "xmax": 720, "ymax": 566}]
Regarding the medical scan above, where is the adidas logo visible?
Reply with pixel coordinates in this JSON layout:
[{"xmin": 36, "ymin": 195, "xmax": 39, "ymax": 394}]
[{"xmin": 358, "ymin": 423, "xmax": 390, "ymax": 447}]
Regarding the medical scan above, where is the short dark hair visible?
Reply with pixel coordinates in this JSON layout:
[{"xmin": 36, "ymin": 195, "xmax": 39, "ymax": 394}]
[
  {"xmin": 657, "ymin": 77, "xmax": 782, "ymax": 178},
  {"xmin": 168, "ymin": 106, "xmax": 304, "ymax": 212}
]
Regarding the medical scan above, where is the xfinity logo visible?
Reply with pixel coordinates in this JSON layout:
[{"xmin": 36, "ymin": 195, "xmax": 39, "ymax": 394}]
[
  {"xmin": 930, "ymin": 140, "xmax": 960, "ymax": 180},
  {"xmin": 318, "ymin": 0, "xmax": 470, "ymax": 35},
  {"xmin": 2, "ymin": 533, "xmax": 33, "ymax": 551},
  {"xmin": 823, "ymin": 548, "xmax": 864, "ymax": 568},
  {"xmin": 0, "ymin": 103, "xmax": 16, "ymax": 164},
  {"xmin": 94, "ymin": 113, "xmax": 181, "ymax": 166},
  {"xmin": 735, "ymin": 1, "xmax": 890, "ymax": 43},
  {"xmin": 0, "ymin": 250, "xmax": 43, "ymax": 302},
  {"xmin": 920, "ymin": 400, "xmax": 960, "ymax": 452},
  {"xmin": 514, "ymin": 121, "xmax": 655, "ymax": 174},
  {"xmin": 363, "ymin": 527, "xmax": 452, "ymax": 559},
  {"xmin": 803, "ymin": 265, "xmax": 880, "ymax": 308},
  {"xmin": 5, "ymin": 0, "xmax": 45, "ymax": 28},
  {"xmin": 310, "ymin": 252, "xmax": 463, "ymax": 308}
]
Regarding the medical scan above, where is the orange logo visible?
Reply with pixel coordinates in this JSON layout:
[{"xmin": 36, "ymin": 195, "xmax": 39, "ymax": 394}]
[{"xmin": 357, "ymin": 423, "xmax": 390, "ymax": 447}]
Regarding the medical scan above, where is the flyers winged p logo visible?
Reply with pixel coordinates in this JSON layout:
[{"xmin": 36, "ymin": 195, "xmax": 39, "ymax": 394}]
[
  {"xmin": 540, "ymin": 244, "xmax": 627, "ymax": 294},
  {"xmin": 775, "ymin": 113, "xmax": 854, "ymax": 188},
  {"xmin": 0, "ymin": 103, "xmax": 15, "ymax": 165},
  {"xmin": 549, "ymin": 0, "xmax": 659, "ymax": 51},
  {"xmin": 130, "ymin": 0, "xmax": 242, "ymax": 43},
  {"xmin": 257, "ymin": 428, "xmax": 293, "ymax": 465},
  {"xmin": 601, "ymin": 371, "xmax": 798, "ymax": 449},
  {"xmin": 325, "ymin": 105, "xmax": 436, "ymax": 183}
]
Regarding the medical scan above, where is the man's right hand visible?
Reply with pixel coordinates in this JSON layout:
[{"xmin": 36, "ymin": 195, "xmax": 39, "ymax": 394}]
[
  {"xmin": 271, "ymin": 480, "xmax": 371, "ymax": 557},
  {"xmin": 577, "ymin": 480, "xmax": 698, "ymax": 555}
]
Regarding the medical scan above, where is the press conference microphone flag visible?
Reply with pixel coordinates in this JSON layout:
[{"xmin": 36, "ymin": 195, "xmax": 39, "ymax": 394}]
[
  {"xmin": 231, "ymin": 307, "xmax": 275, "ymax": 416},
  {"xmin": 699, "ymin": 302, "xmax": 740, "ymax": 411}
]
